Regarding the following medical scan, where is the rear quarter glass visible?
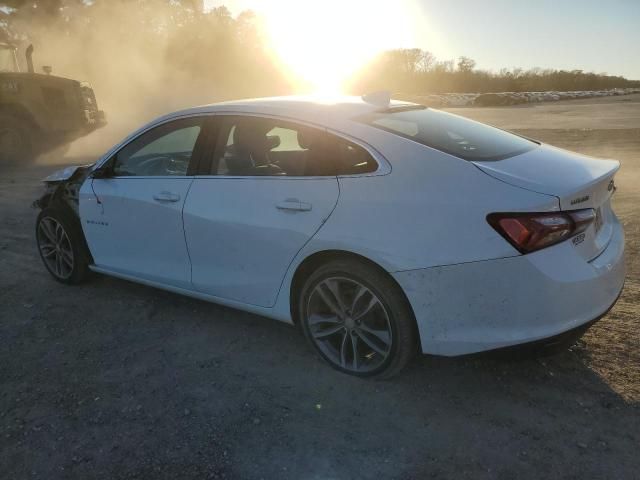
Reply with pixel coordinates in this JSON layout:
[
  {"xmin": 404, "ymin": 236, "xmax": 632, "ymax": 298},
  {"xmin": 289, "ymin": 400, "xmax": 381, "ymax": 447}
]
[{"xmin": 359, "ymin": 107, "xmax": 538, "ymax": 161}]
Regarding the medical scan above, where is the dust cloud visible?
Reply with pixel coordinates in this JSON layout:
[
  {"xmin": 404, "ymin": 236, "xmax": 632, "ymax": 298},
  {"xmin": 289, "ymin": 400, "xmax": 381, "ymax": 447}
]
[{"xmin": 10, "ymin": 2, "xmax": 289, "ymax": 161}]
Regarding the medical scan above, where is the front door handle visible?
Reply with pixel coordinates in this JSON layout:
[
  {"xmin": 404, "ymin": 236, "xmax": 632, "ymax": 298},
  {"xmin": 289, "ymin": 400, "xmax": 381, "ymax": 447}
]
[
  {"xmin": 276, "ymin": 199, "xmax": 312, "ymax": 212},
  {"xmin": 153, "ymin": 191, "xmax": 181, "ymax": 203}
]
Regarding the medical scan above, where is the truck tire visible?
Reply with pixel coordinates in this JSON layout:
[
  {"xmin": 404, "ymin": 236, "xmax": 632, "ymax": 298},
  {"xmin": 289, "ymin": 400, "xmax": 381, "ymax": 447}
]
[{"xmin": 0, "ymin": 113, "xmax": 35, "ymax": 163}]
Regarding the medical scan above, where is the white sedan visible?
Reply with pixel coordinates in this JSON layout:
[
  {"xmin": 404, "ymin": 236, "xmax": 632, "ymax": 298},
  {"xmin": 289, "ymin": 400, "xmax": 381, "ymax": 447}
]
[{"xmin": 34, "ymin": 94, "xmax": 625, "ymax": 377}]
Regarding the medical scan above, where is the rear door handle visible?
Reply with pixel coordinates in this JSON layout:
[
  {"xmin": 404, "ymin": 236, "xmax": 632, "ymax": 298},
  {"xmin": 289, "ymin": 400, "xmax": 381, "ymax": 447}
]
[
  {"xmin": 153, "ymin": 191, "xmax": 181, "ymax": 203},
  {"xmin": 276, "ymin": 199, "xmax": 312, "ymax": 212}
]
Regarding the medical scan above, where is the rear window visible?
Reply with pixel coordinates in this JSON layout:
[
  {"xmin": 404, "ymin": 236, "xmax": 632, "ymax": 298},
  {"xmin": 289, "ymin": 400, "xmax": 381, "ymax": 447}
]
[{"xmin": 361, "ymin": 107, "xmax": 537, "ymax": 161}]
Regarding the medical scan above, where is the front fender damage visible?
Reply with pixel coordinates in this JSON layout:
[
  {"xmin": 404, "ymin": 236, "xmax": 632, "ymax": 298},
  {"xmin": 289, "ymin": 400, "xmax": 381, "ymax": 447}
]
[{"xmin": 32, "ymin": 164, "xmax": 94, "ymax": 217}]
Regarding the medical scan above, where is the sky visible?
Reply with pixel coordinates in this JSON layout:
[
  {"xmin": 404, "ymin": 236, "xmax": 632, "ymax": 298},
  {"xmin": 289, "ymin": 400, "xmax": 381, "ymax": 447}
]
[{"xmin": 205, "ymin": 0, "xmax": 640, "ymax": 80}]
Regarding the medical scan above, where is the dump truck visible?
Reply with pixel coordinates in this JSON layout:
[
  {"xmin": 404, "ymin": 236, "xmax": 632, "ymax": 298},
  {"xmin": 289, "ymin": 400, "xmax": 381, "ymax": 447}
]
[{"xmin": 0, "ymin": 43, "xmax": 106, "ymax": 162}]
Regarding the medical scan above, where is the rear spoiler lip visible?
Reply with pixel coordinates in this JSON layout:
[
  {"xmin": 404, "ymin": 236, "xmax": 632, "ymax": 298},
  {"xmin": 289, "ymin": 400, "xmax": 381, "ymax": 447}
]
[
  {"xmin": 558, "ymin": 160, "xmax": 620, "ymax": 209},
  {"xmin": 475, "ymin": 159, "xmax": 620, "ymax": 212},
  {"xmin": 472, "ymin": 144, "xmax": 620, "ymax": 205}
]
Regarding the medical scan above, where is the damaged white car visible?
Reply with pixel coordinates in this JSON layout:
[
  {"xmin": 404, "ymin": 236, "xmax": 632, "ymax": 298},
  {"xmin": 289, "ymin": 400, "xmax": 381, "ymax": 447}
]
[{"xmin": 34, "ymin": 95, "xmax": 625, "ymax": 377}]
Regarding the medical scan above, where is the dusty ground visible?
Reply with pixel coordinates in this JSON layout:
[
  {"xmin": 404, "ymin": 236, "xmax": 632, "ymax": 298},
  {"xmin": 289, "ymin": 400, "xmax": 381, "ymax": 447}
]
[{"xmin": 1, "ymin": 95, "xmax": 639, "ymax": 479}]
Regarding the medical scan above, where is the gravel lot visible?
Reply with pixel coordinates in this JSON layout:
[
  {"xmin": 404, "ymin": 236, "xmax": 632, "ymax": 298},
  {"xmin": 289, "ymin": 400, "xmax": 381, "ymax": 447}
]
[{"xmin": 1, "ymin": 94, "xmax": 639, "ymax": 479}]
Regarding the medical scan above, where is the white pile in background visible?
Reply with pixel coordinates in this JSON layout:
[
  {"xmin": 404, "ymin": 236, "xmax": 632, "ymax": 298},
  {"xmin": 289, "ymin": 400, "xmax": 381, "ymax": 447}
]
[{"xmin": 399, "ymin": 88, "xmax": 640, "ymax": 107}]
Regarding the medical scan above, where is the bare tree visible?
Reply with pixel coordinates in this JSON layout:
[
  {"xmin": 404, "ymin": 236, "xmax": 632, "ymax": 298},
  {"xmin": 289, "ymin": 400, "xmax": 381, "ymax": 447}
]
[
  {"xmin": 457, "ymin": 56, "xmax": 476, "ymax": 73},
  {"xmin": 418, "ymin": 50, "xmax": 435, "ymax": 72}
]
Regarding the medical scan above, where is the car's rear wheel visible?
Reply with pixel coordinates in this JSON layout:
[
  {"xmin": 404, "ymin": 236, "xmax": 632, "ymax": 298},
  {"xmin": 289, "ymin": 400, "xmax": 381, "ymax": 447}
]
[
  {"xmin": 299, "ymin": 259, "xmax": 417, "ymax": 378},
  {"xmin": 36, "ymin": 207, "xmax": 89, "ymax": 284}
]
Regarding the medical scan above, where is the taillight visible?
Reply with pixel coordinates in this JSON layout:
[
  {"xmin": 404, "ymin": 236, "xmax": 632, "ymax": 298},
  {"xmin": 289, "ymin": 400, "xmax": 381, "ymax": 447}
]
[{"xmin": 487, "ymin": 209, "xmax": 595, "ymax": 254}]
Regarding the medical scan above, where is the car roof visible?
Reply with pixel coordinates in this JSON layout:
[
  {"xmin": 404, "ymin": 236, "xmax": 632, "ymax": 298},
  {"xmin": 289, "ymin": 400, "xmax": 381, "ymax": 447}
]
[
  {"xmin": 97, "ymin": 94, "xmax": 419, "ymax": 169},
  {"xmin": 162, "ymin": 95, "xmax": 417, "ymax": 128}
]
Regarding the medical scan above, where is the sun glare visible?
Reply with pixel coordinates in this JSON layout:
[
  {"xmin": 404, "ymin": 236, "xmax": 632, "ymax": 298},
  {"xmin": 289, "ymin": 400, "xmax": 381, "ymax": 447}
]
[{"xmin": 262, "ymin": 0, "xmax": 416, "ymax": 94}]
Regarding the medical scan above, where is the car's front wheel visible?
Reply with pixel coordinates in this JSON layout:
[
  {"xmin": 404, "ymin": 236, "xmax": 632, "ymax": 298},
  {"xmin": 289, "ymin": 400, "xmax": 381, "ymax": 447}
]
[
  {"xmin": 36, "ymin": 207, "xmax": 89, "ymax": 284},
  {"xmin": 299, "ymin": 259, "xmax": 417, "ymax": 378}
]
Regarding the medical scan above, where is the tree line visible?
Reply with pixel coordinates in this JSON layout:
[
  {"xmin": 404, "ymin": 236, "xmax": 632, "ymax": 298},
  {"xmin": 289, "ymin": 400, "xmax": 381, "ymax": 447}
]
[
  {"xmin": 1, "ymin": 0, "xmax": 637, "ymax": 98},
  {"xmin": 353, "ymin": 49, "xmax": 640, "ymax": 94}
]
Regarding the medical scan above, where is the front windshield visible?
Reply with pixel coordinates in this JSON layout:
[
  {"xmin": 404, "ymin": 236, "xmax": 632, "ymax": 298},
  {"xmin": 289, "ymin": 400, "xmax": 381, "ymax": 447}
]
[{"xmin": 0, "ymin": 46, "xmax": 18, "ymax": 72}]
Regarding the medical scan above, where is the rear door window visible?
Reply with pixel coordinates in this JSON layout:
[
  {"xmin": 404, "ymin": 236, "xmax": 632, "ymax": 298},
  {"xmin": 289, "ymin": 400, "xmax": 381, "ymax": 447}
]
[
  {"xmin": 361, "ymin": 107, "xmax": 537, "ymax": 161},
  {"xmin": 211, "ymin": 117, "xmax": 328, "ymax": 176},
  {"xmin": 208, "ymin": 116, "xmax": 379, "ymax": 177}
]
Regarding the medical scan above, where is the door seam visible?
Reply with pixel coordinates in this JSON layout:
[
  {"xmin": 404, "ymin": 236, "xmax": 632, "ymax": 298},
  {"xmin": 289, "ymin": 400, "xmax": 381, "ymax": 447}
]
[
  {"xmin": 181, "ymin": 177, "xmax": 197, "ymax": 285},
  {"xmin": 270, "ymin": 176, "xmax": 341, "ymax": 307}
]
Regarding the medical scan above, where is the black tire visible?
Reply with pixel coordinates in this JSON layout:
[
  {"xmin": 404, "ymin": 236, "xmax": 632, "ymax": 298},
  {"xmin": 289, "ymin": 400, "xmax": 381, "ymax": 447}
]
[
  {"xmin": 0, "ymin": 113, "xmax": 35, "ymax": 163},
  {"xmin": 36, "ymin": 206, "xmax": 90, "ymax": 284},
  {"xmin": 299, "ymin": 258, "xmax": 418, "ymax": 379}
]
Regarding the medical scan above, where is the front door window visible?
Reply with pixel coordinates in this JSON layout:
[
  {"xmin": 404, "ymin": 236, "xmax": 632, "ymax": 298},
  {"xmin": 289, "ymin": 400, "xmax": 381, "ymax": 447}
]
[{"xmin": 113, "ymin": 118, "xmax": 204, "ymax": 177}]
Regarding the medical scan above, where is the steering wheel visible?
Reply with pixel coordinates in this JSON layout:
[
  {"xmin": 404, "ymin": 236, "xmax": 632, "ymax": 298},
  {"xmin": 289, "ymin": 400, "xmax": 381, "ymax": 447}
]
[{"xmin": 135, "ymin": 154, "xmax": 189, "ymax": 176}]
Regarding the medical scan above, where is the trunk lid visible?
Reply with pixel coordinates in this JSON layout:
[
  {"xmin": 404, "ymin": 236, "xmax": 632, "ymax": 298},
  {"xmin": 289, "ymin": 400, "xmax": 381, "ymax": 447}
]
[{"xmin": 474, "ymin": 144, "xmax": 619, "ymax": 260}]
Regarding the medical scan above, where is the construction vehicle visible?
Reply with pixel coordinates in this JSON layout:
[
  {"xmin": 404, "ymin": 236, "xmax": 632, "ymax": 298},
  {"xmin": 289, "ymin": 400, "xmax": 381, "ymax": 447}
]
[{"xmin": 0, "ymin": 42, "xmax": 105, "ymax": 162}]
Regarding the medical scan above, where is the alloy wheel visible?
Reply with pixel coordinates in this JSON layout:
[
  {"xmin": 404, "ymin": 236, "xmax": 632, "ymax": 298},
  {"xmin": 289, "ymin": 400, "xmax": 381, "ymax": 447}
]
[
  {"xmin": 37, "ymin": 216, "xmax": 74, "ymax": 280},
  {"xmin": 306, "ymin": 276, "xmax": 393, "ymax": 373}
]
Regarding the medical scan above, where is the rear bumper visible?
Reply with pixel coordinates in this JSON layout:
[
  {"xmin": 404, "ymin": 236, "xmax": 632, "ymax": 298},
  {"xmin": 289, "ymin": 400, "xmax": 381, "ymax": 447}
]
[
  {"xmin": 393, "ymin": 215, "xmax": 625, "ymax": 356},
  {"xmin": 490, "ymin": 283, "xmax": 623, "ymax": 356}
]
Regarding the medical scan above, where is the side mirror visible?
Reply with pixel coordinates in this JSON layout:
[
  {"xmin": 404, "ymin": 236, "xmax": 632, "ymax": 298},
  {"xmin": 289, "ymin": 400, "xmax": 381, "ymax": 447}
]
[
  {"xmin": 90, "ymin": 165, "xmax": 112, "ymax": 179},
  {"xmin": 90, "ymin": 157, "xmax": 115, "ymax": 179}
]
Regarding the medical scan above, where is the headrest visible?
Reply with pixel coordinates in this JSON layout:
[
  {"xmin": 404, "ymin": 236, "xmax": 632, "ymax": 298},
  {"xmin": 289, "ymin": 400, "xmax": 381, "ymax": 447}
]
[
  {"xmin": 297, "ymin": 129, "xmax": 317, "ymax": 150},
  {"xmin": 234, "ymin": 125, "xmax": 270, "ymax": 152}
]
